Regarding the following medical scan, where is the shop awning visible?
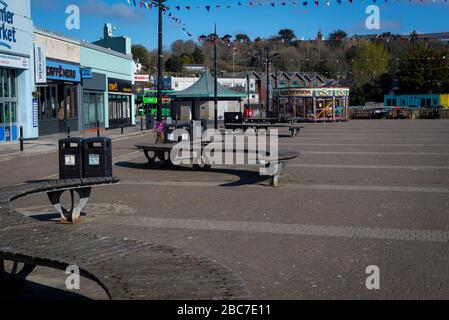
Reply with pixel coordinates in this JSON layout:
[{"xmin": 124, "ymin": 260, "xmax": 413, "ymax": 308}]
[{"xmin": 167, "ymin": 70, "xmax": 247, "ymax": 101}]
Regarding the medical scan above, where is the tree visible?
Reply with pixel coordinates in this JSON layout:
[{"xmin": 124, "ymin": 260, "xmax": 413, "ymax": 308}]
[
  {"xmin": 278, "ymin": 29, "xmax": 296, "ymax": 43},
  {"xmin": 329, "ymin": 29, "xmax": 347, "ymax": 46},
  {"xmin": 352, "ymin": 41, "xmax": 390, "ymax": 87},
  {"xmin": 398, "ymin": 43, "xmax": 449, "ymax": 93},
  {"xmin": 235, "ymin": 34, "xmax": 250, "ymax": 43},
  {"xmin": 131, "ymin": 44, "xmax": 152, "ymax": 71},
  {"xmin": 180, "ymin": 53, "xmax": 194, "ymax": 65},
  {"xmin": 165, "ymin": 55, "xmax": 184, "ymax": 73},
  {"xmin": 192, "ymin": 47, "xmax": 205, "ymax": 64}
]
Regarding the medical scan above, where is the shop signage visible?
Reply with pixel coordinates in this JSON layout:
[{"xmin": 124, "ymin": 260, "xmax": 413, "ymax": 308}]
[
  {"xmin": 276, "ymin": 88, "xmax": 350, "ymax": 98},
  {"xmin": 0, "ymin": 52, "xmax": 28, "ymax": 69},
  {"xmin": 132, "ymin": 83, "xmax": 145, "ymax": 95},
  {"xmin": 108, "ymin": 78, "xmax": 132, "ymax": 94},
  {"xmin": 0, "ymin": 1, "xmax": 17, "ymax": 50},
  {"xmin": 34, "ymin": 43, "xmax": 47, "ymax": 84},
  {"xmin": 32, "ymin": 98, "xmax": 38, "ymax": 127},
  {"xmin": 46, "ymin": 60, "xmax": 81, "ymax": 82},
  {"xmin": 81, "ymin": 68, "xmax": 93, "ymax": 79},
  {"xmin": 134, "ymin": 74, "xmax": 150, "ymax": 82}
]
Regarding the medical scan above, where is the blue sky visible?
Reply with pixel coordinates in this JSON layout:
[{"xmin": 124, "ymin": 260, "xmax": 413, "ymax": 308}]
[{"xmin": 31, "ymin": 0, "xmax": 449, "ymax": 50}]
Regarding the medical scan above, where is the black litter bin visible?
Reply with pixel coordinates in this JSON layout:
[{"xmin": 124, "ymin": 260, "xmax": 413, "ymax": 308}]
[
  {"xmin": 224, "ymin": 112, "xmax": 243, "ymax": 124},
  {"xmin": 59, "ymin": 137, "xmax": 84, "ymax": 179},
  {"xmin": 82, "ymin": 137, "xmax": 112, "ymax": 177}
]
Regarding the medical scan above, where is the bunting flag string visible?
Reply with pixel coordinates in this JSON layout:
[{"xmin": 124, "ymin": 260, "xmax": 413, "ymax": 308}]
[
  {"xmin": 124, "ymin": 0, "xmax": 447, "ymax": 43},
  {"xmin": 125, "ymin": 0, "xmax": 448, "ymax": 12}
]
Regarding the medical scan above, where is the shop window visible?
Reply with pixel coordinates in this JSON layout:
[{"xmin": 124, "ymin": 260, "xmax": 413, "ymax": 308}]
[
  {"xmin": 0, "ymin": 102, "xmax": 17, "ymax": 124},
  {"xmin": 291, "ymin": 81, "xmax": 299, "ymax": 87},
  {"xmin": 279, "ymin": 80, "xmax": 286, "ymax": 88},
  {"xmin": 0, "ymin": 69, "xmax": 16, "ymax": 98},
  {"xmin": 38, "ymin": 85, "xmax": 58, "ymax": 119},
  {"xmin": 0, "ymin": 103, "xmax": 3, "ymax": 124}
]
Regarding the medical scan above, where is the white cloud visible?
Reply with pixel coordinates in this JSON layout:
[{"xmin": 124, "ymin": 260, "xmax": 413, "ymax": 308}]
[{"xmin": 80, "ymin": 0, "xmax": 148, "ymax": 23}]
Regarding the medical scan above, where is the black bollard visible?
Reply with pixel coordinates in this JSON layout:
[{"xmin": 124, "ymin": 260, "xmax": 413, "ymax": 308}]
[
  {"xmin": 19, "ymin": 126, "xmax": 24, "ymax": 152},
  {"xmin": 121, "ymin": 118, "xmax": 124, "ymax": 135},
  {"xmin": 96, "ymin": 120, "xmax": 100, "ymax": 137},
  {"xmin": 67, "ymin": 125, "xmax": 71, "ymax": 138},
  {"xmin": 141, "ymin": 117, "xmax": 143, "ymax": 131}
]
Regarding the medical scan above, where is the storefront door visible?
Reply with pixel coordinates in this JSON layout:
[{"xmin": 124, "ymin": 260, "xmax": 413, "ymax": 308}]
[
  {"xmin": 83, "ymin": 92, "xmax": 104, "ymax": 129},
  {"xmin": 0, "ymin": 68, "xmax": 18, "ymax": 142},
  {"xmin": 108, "ymin": 94, "xmax": 131, "ymax": 128},
  {"xmin": 59, "ymin": 85, "xmax": 78, "ymax": 132}
]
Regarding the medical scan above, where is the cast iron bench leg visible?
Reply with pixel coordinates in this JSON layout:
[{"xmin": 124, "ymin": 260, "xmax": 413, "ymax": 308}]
[
  {"xmin": 155, "ymin": 151, "xmax": 173, "ymax": 166},
  {"xmin": 143, "ymin": 150, "xmax": 156, "ymax": 164},
  {"xmin": 0, "ymin": 259, "xmax": 36, "ymax": 289},
  {"xmin": 47, "ymin": 187, "xmax": 92, "ymax": 224},
  {"xmin": 270, "ymin": 161, "xmax": 285, "ymax": 187}
]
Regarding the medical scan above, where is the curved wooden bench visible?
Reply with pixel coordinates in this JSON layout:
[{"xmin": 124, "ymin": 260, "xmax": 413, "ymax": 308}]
[
  {"xmin": 136, "ymin": 143, "xmax": 300, "ymax": 187},
  {"xmin": 0, "ymin": 179, "xmax": 249, "ymax": 299}
]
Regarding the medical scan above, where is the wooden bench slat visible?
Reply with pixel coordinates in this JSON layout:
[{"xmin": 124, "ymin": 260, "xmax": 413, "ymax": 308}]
[{"xmin": 0, "ymin": 178, "xmax": 250, "ymax": 300}]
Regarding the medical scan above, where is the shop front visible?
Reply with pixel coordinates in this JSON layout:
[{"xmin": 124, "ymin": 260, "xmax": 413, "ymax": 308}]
[
  {"xmin": 37, "ymin": 60, "xmax": 81, "ymax": 135},
  {"xmin": 0, "ymin": 0, "xmax": 36, "ymax": 142},
  {"xmin": 82, "ymin": 71, "xmax": 106, "ymax": 129},
  {"xmin": 108, "ymin": 78, "xmax": 133, "ymax": 128},
  {"xmin": 274, "ymin": 87, "xmax": 350, "ymax": 122}
]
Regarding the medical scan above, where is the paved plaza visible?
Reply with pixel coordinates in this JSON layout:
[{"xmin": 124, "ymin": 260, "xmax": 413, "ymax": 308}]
[{"xmin": 2, "ymin": 120, "xmax": 449, "ymax": 299}]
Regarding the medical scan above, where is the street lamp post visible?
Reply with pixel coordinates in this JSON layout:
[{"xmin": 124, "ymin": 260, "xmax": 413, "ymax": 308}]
[
  {"xmin": 264, "ymin": 44, "xmax": 278, "ymax": 118},
  {"xmin": 247, "ymin": 73, "xmax": 250, "ymax": 111},
  {"xmin": 266, "ymin": 47, "xmax": 271, "ymax": 118},
  {"xmin": 214, "ymin": 24, "xmax": 218, "ymax": 130},
  {"xmin": 156, "ymin": 0, "xmax": 164, "ymax": 123},
  {"xmin": 199, "ymin": 28, "xmax": 232, "ymax": 130}
]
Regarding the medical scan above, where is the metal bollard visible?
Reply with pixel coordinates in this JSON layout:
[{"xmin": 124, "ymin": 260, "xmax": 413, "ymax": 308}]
[
  {"xmin": 141, "ymin": 117, "xmax": 143, "ymax": 131},
  {"xmin": 96, "ymin": 120, "xmax": 100, "ymax": 137},
  {"xmin": 121, "ymin": 118, "xmax": 124, "ymax": 135},
  {"xmin": 19, "ymin": 126, "xmax": 24, "ymax": 152},
  {"xmin": 67, "ymin": 125, "xmax": 71, "ymax": 138}
]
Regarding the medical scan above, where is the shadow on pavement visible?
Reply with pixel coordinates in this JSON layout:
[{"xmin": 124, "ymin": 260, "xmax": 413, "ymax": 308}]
[
  {"xmin": 115, "ymin": 161, "xmax": 269, "ymax": 187},
  {"xmin": 0, "ymin": 280, "xmax": 91, "ymax": 300}
]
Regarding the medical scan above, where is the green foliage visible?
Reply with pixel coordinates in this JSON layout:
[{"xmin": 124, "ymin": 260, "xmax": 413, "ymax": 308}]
[
  {"xmin": 235, "ymin": 34, "xmax": 250, "ymax": 42},
  {"xmin": 192, "ymin": 47, "xmax": 205, "ymax": 64},
  {"xmin": 398, "ymin": 43, "xmax": 449, "ymax": 94},
  {"xmin": 329, "ymin": 29, "xmax": 348, "ymax": 46},
  {"xmin": 278, "ymin": 29, "xmax": 296, "ymax": 42},
  {"xmin": 131, "ymin": 44, "xmax": 152, "ymax": 71},
  {"xmin": 352, "ymin": 41, "xmax": 390, "ymax": 86},
  {"xmin": 165, "ymin": 55, "xmax": 184, "ymax": 73}
]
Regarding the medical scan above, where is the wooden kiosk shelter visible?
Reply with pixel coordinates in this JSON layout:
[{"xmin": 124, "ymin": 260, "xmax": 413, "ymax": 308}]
[{"xmin": 273, "ymin": 87, "xmax": 350, "ymax": 122}]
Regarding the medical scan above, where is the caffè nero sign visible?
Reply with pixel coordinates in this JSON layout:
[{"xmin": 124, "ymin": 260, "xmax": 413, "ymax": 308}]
[{"xmin": 0, "ymin": 0, "xmax": 17, "ymax": 50}]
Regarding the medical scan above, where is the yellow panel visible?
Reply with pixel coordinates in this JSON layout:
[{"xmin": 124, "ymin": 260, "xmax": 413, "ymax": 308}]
[{"xmin": 441, "ymin": 94, "xmax": 449, "ymax": 109}]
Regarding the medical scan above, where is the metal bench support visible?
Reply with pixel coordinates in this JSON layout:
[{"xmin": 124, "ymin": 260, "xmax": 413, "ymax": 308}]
[
  {"xmin": 47, "ymin": 187, "xmax": 92, "ymax": 224},
  {"xmin": 268, "ymin": 161, "xmax": 286, "ymax": 187},
  {"xmin": 0, "ymin": 259, "xmax": 36, "ymax": 288}
]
